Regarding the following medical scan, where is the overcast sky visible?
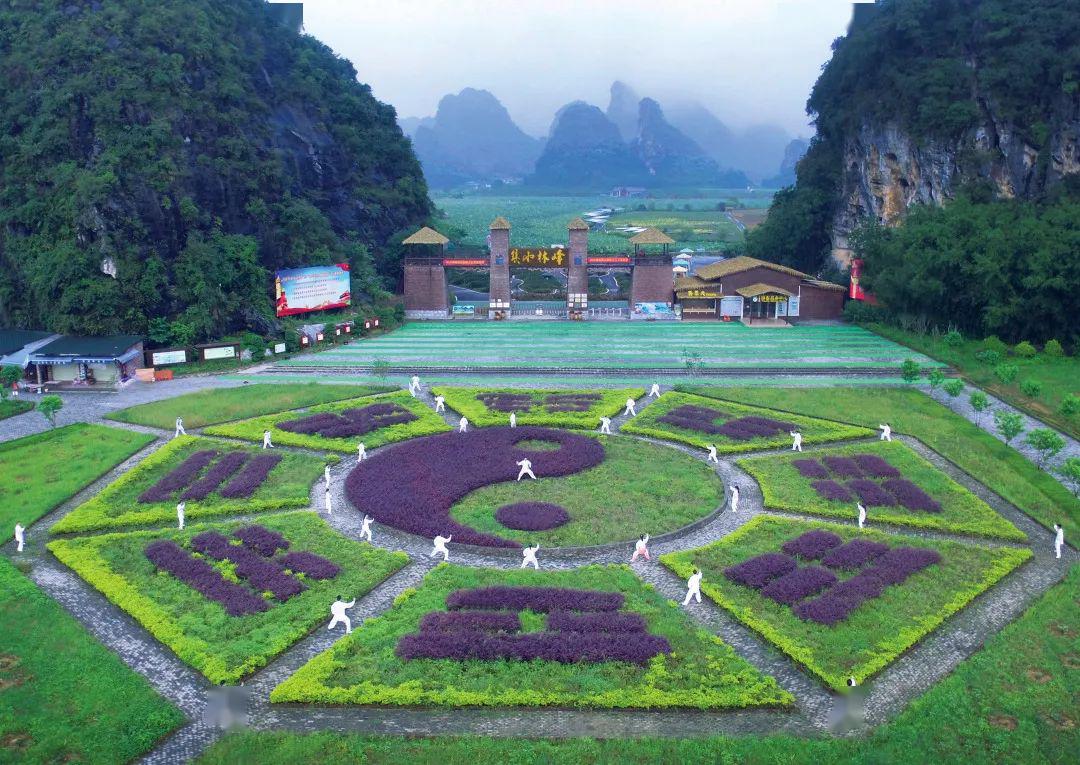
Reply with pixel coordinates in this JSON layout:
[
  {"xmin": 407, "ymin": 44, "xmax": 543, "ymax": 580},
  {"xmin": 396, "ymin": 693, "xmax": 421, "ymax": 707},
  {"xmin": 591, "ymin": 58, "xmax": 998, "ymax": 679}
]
[{"xmin": 294, "ymin": 0, "xmax": 858, "ymax": 138}]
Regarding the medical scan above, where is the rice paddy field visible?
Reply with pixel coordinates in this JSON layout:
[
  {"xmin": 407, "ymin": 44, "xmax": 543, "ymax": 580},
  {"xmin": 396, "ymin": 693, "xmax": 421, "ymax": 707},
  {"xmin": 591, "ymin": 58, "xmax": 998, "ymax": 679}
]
[{"xmin": 271, "ymin": 322, "xmax": 940, "ymax": 378}]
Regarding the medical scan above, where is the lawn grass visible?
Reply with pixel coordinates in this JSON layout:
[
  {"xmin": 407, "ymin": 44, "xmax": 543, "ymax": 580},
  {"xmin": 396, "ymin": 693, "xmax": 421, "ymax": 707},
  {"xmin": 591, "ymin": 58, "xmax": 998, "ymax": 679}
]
[
  {"xmin": 0, "ymin": 423, "xmax": 154, "ymax": 531},
  {"xmin": 52, "ymin": 436, "xmax": 328, "ymax": 533},
  {"xmin": 0, "ymin": 398, "xmax": 32, "ymax": 420},
  {"xmin": 662, "ymin": 516, "xmax": 1030, "ymax": 690},
  {"xmin": 681, "ymin": 386, "xmax": 1080, "ymax": 541},
  {"xmin": 48, "ymin": 512, "xmax": 409, "ymax": 682},
  {"xmin": 0, "ymin": 557, "xmax": 184, "ymax": 763},
  {"xmin": 271, "ymin": 563, "xmax": 791, "ymax": 710},
  {"xmin": 868, "ymin": 323, "xmax": 1080, "ymax": 439},
  {"xmin": 431, "ymin": 386, "xmax": 644, "ymax": 429},
  {"xmin": 196, "ymin": 566, "xmax": 1080, "ymax": 765},
  {"xmin": 622, "ymin": 390, "xmax": 872, "ymax": 451},
  {"xmin": 106, "ymin": 383, "xmax": 394, "ymax": 429},
  {"xmin": 450, "ymin": 435, "xmax": 724, "ymax": 547},
  {"xmin": 738, "ymin": 440, "xmax": 1024, "ymax": 540},
  {"xmin": 203, "ymin": 390, "xmax": 449, "ymax": 453}
]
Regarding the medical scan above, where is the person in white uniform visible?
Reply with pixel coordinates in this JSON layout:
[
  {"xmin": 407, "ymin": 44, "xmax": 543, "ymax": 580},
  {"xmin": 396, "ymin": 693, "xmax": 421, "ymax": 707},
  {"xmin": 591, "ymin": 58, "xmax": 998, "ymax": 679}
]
[
  {"xmin": 857, "ymin": 502, "xmax": 867, "ymax": 529},
  {"xmin": 1054, "ymin": 524, "xmax": 1065, "ymax": 559},
  {"xmin": 649, "ymin": 383, "xmax": 661, "ymax": 397},
  {"xmin": 624, "ymin": 397, "xmax": 637, "ymax": 416},
  {"xmin": 174, "ymin": 417, "xmax": 186, "ymax": 438},
  {"xmin": 324, "ymin": 487, "xmax": 332, "ymax": 515},
  {"xmin": 434, "ymin": 395, "xmax": 445, "ymax": 413},
  {"xmin": 683, "ymin": 569, "xmax": 703, "ymax": 605},
  {"xmin": 879, "ymin": 423, "xmax": 892, "ymax": 442},
  {"xmin": 510, "ymin": 412, "xmax": 517, "ymax": 428},
  {"xmin": 327, "ymin": 596, "xmax": 355, "ymax": 634},
  {"xmin": 262, "ymin": 429, "xmax": 274, "ymax": 449},
  {"xmin": 324, "ymin": 464, "xmax": 331, "ymax": 487},
  {"xmin": 177, "ymin": 501, "xmax": 186, "ymax": 530},
  {"xmin": 706, "ymin": 444, "xmax": 719, "ymax": 463},
  {"xmin": 431, "ymin": 534, "xmax": 452, "ymax": 560},
  {"xmin": 409, "ymin": 375, "xmax": 421, "ymax": 396},
  {"xmin": 516, "ymin": 458, "xmax": 536, "ymax": 481},
  {"xmin": 730, "ymin": 485, "xmax": 740, "ymax": 512},
  {"xmin": 632, "ymin": 534, "xmax": 650, "ymax": 562},
  {"xmin": 458, "ymin": 416, "xmax": 468, "ymax": 433},
  {"xmin": 791, "ymin": 430, "xmax": 803, "ymax": 452},
  {"xmin": 521, "ymin": 543, "xmax": 540, "ymax": 569},
  {"xmin": 13, "ymin": 523, "xmax": 25, "ymax": 553},
  {"xmin": 357, "ymin": 442, "xmax": 367, "ymax": 462},
  {"xmin": 599, "ymin": 416, "xmax": 612, "ymax": 435},
  {"xmin": 360, "ymin": 514, "xmax": 374, "ymax": 542}
]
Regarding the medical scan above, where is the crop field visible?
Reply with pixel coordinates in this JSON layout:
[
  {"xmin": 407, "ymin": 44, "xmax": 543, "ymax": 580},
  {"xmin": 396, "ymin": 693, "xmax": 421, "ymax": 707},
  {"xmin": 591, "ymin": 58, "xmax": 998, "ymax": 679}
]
[
  {"xmin": 274, "ymin": 322, "xmax": 940, "ymax": 372},
  {"xmin": 433, "ymin": 193, "xmax": 767, "ymax": 253}
]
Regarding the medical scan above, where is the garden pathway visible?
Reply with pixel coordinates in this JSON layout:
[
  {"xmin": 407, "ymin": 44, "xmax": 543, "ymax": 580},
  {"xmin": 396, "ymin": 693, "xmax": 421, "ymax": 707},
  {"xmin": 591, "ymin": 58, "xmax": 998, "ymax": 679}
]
[{"xmin": 1, "ymin": 380, "xmax": 1077, "ymax": 763}]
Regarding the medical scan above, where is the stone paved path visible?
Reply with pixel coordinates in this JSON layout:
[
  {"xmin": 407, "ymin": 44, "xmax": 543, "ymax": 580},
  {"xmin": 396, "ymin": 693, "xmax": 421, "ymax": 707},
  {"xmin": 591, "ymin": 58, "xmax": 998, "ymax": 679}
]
[{"xmin": 2, "ymin": 377, "xmax": 1077, "ymax": 763}]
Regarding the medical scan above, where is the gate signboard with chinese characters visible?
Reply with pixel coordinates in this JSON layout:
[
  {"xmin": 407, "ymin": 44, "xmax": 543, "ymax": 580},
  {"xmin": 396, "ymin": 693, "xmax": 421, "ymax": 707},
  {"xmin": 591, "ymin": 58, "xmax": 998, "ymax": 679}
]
[{"xmin": 508, "ymin": 248, "xmax": 567, "ymax": 267}]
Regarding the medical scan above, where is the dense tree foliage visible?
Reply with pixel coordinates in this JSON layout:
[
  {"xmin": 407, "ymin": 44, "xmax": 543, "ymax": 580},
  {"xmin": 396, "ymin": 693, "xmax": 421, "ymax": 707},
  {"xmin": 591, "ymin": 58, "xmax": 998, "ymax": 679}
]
[
  {"xmin": 0, "ymin": 0, "xmax": 430, "ymax": 337},
  {"xmin": 855, "ymin": 186, "xmax": 1080, "ymax": 344}
]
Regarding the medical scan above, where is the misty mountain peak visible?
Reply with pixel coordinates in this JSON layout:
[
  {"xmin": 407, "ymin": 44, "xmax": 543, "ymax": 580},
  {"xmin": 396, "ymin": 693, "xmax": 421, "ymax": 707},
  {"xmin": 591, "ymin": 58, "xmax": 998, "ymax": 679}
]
[{"xmin": 607, "ymin": 80, "xmax": 640, "ymax": 142}]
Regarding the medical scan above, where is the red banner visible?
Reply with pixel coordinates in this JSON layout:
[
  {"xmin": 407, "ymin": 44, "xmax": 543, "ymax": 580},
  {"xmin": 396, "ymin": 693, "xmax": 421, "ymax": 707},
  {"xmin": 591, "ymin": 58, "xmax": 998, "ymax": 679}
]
[
  {"xmin": 442, "ymin": 259, "xmax": 488, "ymax": 267},
  {"xmin": 587, "ymin": 256, "xmax": 631, "ymax": 265},
  {"xmin": 849, "ymin": 258, "xmax": 877, "ymax": 303}
]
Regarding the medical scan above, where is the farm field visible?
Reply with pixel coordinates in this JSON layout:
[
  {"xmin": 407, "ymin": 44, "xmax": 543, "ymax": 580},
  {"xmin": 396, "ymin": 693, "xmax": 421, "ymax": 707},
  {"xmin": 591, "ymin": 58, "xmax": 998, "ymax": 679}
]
[
  {"xmin": 273, "ymin": 322, "xmax": 940, "ymax": 372},
  {"xmin": 433, "ymin": 193, "xmax": 770, "ymax": 253}
]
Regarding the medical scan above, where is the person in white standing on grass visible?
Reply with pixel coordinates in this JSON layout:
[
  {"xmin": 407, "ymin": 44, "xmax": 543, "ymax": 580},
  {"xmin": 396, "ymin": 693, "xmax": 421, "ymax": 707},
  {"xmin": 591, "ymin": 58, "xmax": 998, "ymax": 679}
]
[
  {"xmin": 360, "ymin": 514, "xmax": 374, "ymax": 542},
  {"xmin": 521, "ymin": 542, "xmax": 540, "ymax": 569},
  {"xmin": 357, "ymin": 443, "xmax": 367, "ymax": 462},
  {"xmin": 730, "ymin": 484, "xmax": 740, "ymax": 512},
  {"xmin": 434, "ymin": 395, "xmax": 445, "ymax": 413},
  {"xmin": 879, "ymin": 423, "xmax": 892, "ymax": 442},
  {"xmin": 458, "ymin": 416, "xmax": 468, "ymax": 434},
  {"xmin": 409, "ymin": 375, "xmax": 420, "ymax": 396},
  {"xmin": 324, "ymin": 486, "xmax": 333, "ymax": 515},
  {"xmin": 857, "ymin": 502, "xmax": 867, "ymax": 529},
  {"xmin": 516, "ymin": 457, "xmax": 536, "ymax": 481},
  {"xmin": 624, "ymin": 397, "xmax": 637, "ymax": 416},
  {"xmin": 683, "ymin": 569, "xmax": 703, "ymax": 605},
  {"xmin": 174, "ymin": 417, "xmax": 186, "ymax": 438},
  {"xmin": 510, "ymin": 412, "xmax": 516, "ymax": 428},
  {"xmin": 431, "ymin": 534, "xmax": 451, "ymax": 561},
  {"xmin": 327, "ymin": 596, "xmax": 355, "ymax": 634},
  {"xmin": 599, "ymin": 416, "xmax": 612, "ymax": 435},
  {"xmin": 649, "ymin": 383, "xmax": 661, "ymax": 398},
  {"xmin": 706, "ymin": 444, "xmax": 719, "ymax": 463},
  {"xmin": 791, "ymin": 430, "xmax": 803, "ymax": 452},
  {"xmin": 176, "ymin": 501, "xmax": 186, "ymax": 530},
  {"xmin": 262, "ymin": 429, "xmax": 274, "ymax": 449},
  {"xmin": 1054, "ymin": 524, "xmax": 1064, "ymax": 559},
  {"xmin": 632, "ymin": 534, "xmax": 650, "ymax": 562},
  {"xmin": 14, "ymin": 523, "xmax": 25, "ymax": 553}
]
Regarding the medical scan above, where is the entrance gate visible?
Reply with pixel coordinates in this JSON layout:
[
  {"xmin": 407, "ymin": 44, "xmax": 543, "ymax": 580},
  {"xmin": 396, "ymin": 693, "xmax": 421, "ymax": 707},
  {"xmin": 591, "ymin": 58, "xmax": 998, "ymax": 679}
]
[{"xmin": 403, "ymin": 218, "xmax": 674, "ymax": 320}]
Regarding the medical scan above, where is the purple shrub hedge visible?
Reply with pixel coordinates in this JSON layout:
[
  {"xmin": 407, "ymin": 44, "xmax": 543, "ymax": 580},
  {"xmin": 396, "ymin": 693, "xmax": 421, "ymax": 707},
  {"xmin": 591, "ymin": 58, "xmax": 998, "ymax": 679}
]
[
  {"xmin": 144, "ymin": 539, "xmax": 268, "ymax": 616},
  {"xmin": 852, "ymin": 454, "xmax": 902, "ymax": 479},
  {"xmin": 760, "ymin": 565, "xmax": 837, "ymax": 606},
  {"xmin": 657, "ymin": 406, "xmax": 794, "ymax": 441},
  {"xmin": 717, "ymin": 416, "xmax": 794, "ymax": 441},
  {"xmin": 191, "ymin": 531, "xmax": 305, "ymax": 601},
  {"xmin": 543, "ymin": 394, "xmax": 601, "ymax": 413},
  {"xmin": 546, "ymin": 611, "xmax": 648, "ymax": 633},
  {"xmin": 445, "ymin": 586, "xmax": 624, "ymax": 613},
  {"xmin": 219, "ymin": 454, "xmax": 282, "ymax": 499},
  {"xmin": 811, "ymin": 479, "xmax": 853, "ymax": 502},
  {"xmin": 278, "ymin": 402, "xmax": 417, "ymax": 439},
  {"xmin": 345, "ymin": 426, "xmax": 605, "ymax": 547},
  {"xmin": 821, "ymin": 456, "xmax": 864, "ymax": 479},
  {"xmin": 793, "ymin": 459, "xmax": 829, "ymax": 479},
  {"xmin": 477, "ymin": 393, "xmax": 602, "ymax": 414},
  {"xmin": 395, "ymin": 630, "xmax": 670, "ymax": 665},
  {"xmin": 846, "ymin": 479, "xmax": 898, "ymax": 507},
  {"xmin": 657, "ymin": 405, "xmax": 726, "ymax": 435},
  {"xmin": 138, "ymin": 450, "xmax": 219, "ymax": 503},
  {"xmin": 781, "ymin": 530, "xmax": 843, "ymax": 561},
  {"xmin": 882, "ymin": 479, "xmax": 943, "ymax": 512},
  {"xmin": 234, "ymin": 525, "xmax": 290, "ymax": 556},
  {"xmin": 476, "ymin": 393, "xmax": 533, "ymax": 413},
  {"xmin": 419, "ymin": 611, "xmax": 522, "ymax": 633},
  {"xmin": 821, "ymin": 539, "xmax": 889, "ymax": 570},
  {"xmin": 724, "ymin": 552, "xmax": 798, "ymax": 588},
  {"xmin": 494, "ymin": 502, "xmax": 570, "ymax": 531},
  {"xmin": 278, "ymin": 551, "xmax": 340, "ymax": 580},
  {"xmin": 180, "ymin": 451, "xmax": 250, "ymax": 501}
]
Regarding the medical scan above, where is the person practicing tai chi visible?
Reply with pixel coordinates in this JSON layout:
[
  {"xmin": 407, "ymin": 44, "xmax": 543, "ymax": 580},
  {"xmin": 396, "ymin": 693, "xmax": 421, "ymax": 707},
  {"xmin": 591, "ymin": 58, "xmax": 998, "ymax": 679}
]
[
  {"xmin": 324, "ymin": 487, "xmax": 333, "ymax": 515},
  {"xmin": 683, "ymin": 569, "xmax": 703, "ymax": 605},
  {"xmin": 857, "ymin": 502, "xmax": 867, "ymax": 529},
  {"xmin": 174, "ymin": 417, "xmax": 186, "ymax": 438},
  {"xmin": 510, "ymin": 412, "xmax": 517, "ymax": 428},
  {"xmin": 706, "ymin": 444, "xmax": 719, "ymax": 463},
  {"xmin": 13, "ymin": 523, "xmax": 25, "ymax": 553},
  {"xmin": 357, "ymin": 442, "xmax": 367, "ymax": 462},
  {"xmin": 516, "ymin": 457, "xmax": 537, "ymax": 481},
  {"xmin": 262, "ymin": 429, "xmax": 274, "ymax": 449},
  {"xmin": 176, "ymin": 501, "xmax": 186, "ymax": 530},
  {"xmin": 458, "ymin": 416, "xmax": 468, "ymax": 434},
  {"xmin": 327, "ymin": 596, "xmax": 355, "ymax": 634},
  {"xmin": 324, "ymin": 464, "xmax": 332, "ymax": 487},
  {"xmin": 359, "ymin": 514, "xmax": 374, "ymax": 542},
  {"xmin": 431, "ymin": 534, "xmax": 452, "ymax": 561},
  {"xmin": 409, "ymin": 374, "xmax": 421, "ymax": 396},
  {"xmin": 632, "ymin": 534, "xmax": 650, "ymax": 562},
  {"xmin": 599, "ymin": 416, "xmax": 612, "ymax": 435},
  {"xmin": 434, "ymin": 395, "xmax": 445, "ymax": 413},
  {"xmin": 879, "ymin": 423, "xmax": 892, "ymax": 442},
  {"xmin": 521, "ymin": 542, "xmax": 540, "ymax": 569},
  {"xmin": 624, "ymin": 397, "xmax": 637, "ymax": 417},
  {"xmin": 649, "ymin": 383, "xmax": 661, "ymax": 398},
  {"xmin": 791, "ymin": 430, "xmax": 803, "ymax": 452},
  {"xmin": 1054, "ymin": 524, "xmax": 1064, "ymax": 559},
  {"xmin": 730, "ymin": 484, "xmax": 740, "ymax": 513}
]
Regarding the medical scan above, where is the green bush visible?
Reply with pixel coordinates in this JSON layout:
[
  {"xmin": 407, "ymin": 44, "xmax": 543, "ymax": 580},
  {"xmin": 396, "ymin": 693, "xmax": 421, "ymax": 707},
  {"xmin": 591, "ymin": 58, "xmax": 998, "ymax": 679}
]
[
  {"xmin": 982, "ymin": 336, "xmax": 1008, "ymax": 355},
  {"xmin": 1019, "ymin": 379, "xmax": 1043, "ymax": 398},
  {"xmin": 927, "ymin": 368, "xmax": 946, "ymax": 389},
  {"xmin": 974, "ymin": 349, "xmax": 1002, "ymax": 365},
  {"xmin": 1012, "ymin": 341, "xmax": 1037, "ymax": 358},
  {"xmin": 994, "ymin": 363, "xmax": 1019, "ymax": 384},
  {"xmin": 942, "ymin": 378, "xmax": 964, "ymax": 397},
  {"xmin": 1060, "ymin": 394, "xmax": 1080, "ymax": 417},
  {"xmin": 1043, "ymin": 339, "xmax": 1064, "ymax": 357},
  {"xmin": 900, "ymin": 358, "xmax": 921, "ymax": 383},
  {"xmin": 842, "ymin": 300, "xmax": 888, "ymax": 324},
  {"xmin": 942, "ymin": 330, "xmax": 963, "ymax": 347},
  {"xmin": 1024, "ymin": 428, "xmax": 1066, "ymax": 468}
]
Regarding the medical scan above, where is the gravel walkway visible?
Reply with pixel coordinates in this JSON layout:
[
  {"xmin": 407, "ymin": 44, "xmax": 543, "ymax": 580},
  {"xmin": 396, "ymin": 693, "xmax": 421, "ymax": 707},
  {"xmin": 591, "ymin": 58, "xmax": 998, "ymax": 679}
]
[{"xmin": 2, "ymin": 377, "xmax": 1076, "ymax": 763}]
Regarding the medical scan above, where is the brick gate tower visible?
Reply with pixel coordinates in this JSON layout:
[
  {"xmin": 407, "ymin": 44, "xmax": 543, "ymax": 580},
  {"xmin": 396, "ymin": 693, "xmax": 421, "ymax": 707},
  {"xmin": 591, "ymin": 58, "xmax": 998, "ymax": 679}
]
[
  {"xmin": 566, "ymin": 217, "xmax": 589, "ymax": 317},
  {"xmin": 487, "ymin": 217, "xmax": 511, "ymax": 319}
]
